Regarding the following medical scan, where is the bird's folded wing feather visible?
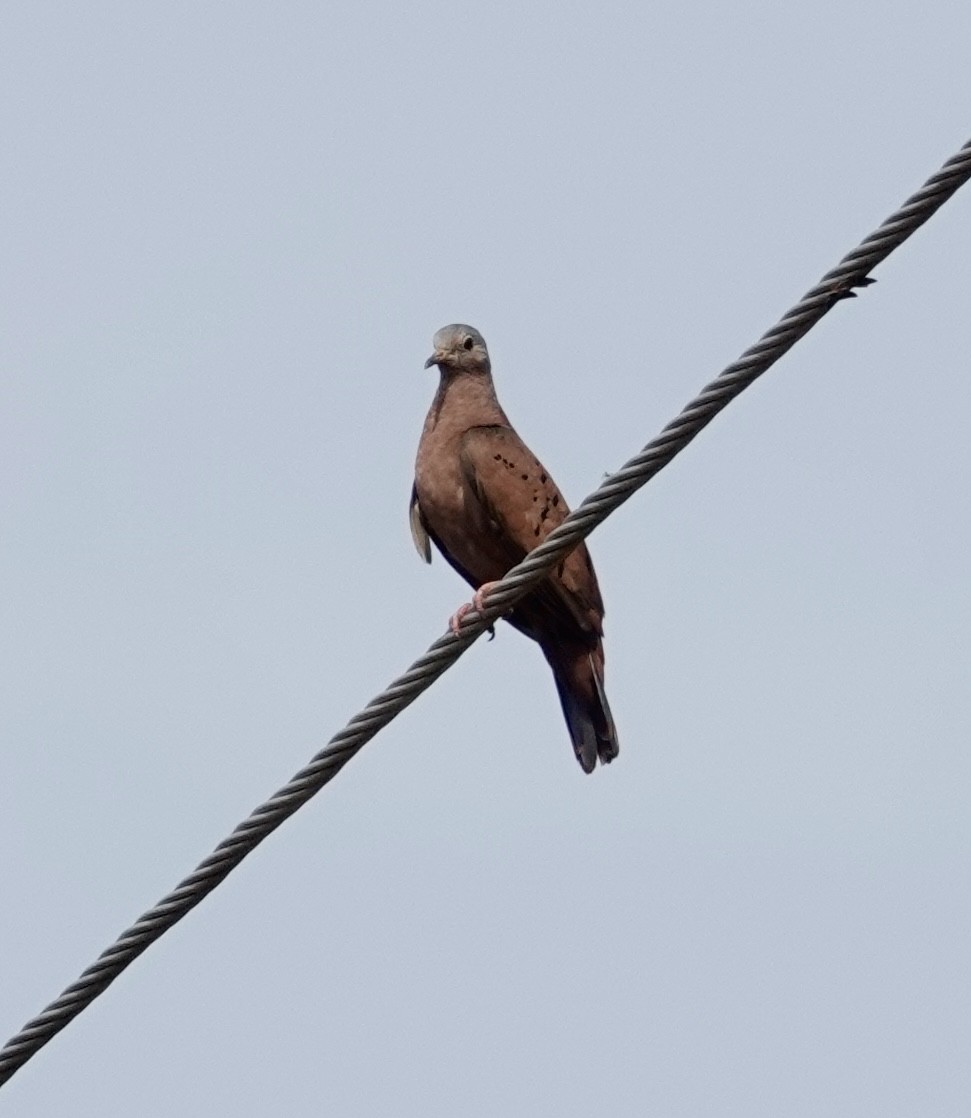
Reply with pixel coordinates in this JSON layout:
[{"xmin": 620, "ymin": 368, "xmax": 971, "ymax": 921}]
[
  {"xmin": 409, "ymin": 482, "xmax": 432, "ymax": 563},
  {"xmin": 459, "ymin": 425, "xmax": 603, "ymax": 638}
]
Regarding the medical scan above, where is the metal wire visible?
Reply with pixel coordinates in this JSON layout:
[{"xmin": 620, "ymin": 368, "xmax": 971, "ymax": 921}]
[{"xmin": 2, "ymin": 137, "xmax": 970, "ymax": 1089}]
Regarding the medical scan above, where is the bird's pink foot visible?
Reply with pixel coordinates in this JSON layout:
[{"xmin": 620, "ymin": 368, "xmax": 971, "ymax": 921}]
[
  {"xmin": 448, "ymin": 581, "xmax": 503, "ymax": 636},
  {"xmin": 472, "ymin": 581, "xmax": 501, "ymax": 613},
  {"xmin": 448, "ymin": 602, "xmax": 474, "ymax": 635}
]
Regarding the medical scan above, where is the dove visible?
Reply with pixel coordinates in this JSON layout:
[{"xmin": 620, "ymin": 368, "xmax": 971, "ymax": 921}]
[{"xmin": 411, "ymin": 324, "xmax": 619, "ymax": 773}]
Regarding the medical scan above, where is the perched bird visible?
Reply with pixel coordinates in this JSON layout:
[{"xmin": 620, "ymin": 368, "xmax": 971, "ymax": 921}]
[{"xmin": 411, "ymin": 324, "xmax": 619, "ymax": 773}]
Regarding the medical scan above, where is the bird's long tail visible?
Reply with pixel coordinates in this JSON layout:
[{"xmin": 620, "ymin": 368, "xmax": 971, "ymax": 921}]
[{"xmin": 546, "ymin": 646, "xmax": 619, "ymax": 774}]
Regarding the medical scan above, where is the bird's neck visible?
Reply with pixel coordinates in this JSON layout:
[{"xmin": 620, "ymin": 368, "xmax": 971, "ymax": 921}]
[{"xmin": 427, "ymin": 370, "xmax": 509, "ymax": 431}]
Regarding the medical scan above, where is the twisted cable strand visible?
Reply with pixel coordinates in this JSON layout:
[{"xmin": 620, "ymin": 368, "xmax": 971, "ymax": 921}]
[{"xmin": 2, "ymin": 137, "xmax": 969, "ymax": 1089}]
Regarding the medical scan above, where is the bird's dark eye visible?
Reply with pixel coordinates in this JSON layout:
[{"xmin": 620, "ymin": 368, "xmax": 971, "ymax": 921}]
[{"xmin": 463, "ymin": 336, "xmax": 474, "ymax": 351}]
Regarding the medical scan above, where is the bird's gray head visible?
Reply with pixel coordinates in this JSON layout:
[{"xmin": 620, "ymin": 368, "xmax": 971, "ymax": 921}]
[{"xmin": 424, "ymin": 324, "xmax": 491, "ymax": 375}]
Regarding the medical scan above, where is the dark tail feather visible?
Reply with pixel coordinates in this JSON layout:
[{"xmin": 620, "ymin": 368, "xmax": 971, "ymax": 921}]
[
  {"xmin": 549, "ymin": 651, "xmax": 620, "ymax": 774},
  {"xmin": 589, "ymin": 655, "xmax": 620, "ymax": 766}
]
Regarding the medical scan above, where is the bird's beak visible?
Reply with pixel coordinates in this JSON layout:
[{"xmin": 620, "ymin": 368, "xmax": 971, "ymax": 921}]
[{"xmin": 417, "ymin": 346, "xmax": 444, "ymax": 368}]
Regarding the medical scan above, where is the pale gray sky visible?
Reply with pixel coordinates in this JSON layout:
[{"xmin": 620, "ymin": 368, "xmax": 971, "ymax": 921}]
[{"xmin": 2, "ymin": 3, "xmax": 970, "ymax": 1115}]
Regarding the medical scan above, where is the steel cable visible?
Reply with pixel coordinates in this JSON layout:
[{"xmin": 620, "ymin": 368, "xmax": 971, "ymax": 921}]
[{"xmin": 2, "ymin": 137, "xmax": 969, "ymax": 1089}]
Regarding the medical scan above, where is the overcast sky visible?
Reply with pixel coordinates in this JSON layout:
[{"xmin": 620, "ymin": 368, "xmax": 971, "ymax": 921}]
[{"xmin": 2, "ymin": 3, "xmax": 970, "ymax": 1115}]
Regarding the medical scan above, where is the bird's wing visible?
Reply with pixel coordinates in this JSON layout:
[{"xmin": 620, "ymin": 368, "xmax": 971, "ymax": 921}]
[
  {"xmin": 459, "ymin": 425, "xmax": 604, "ymax": 639},
  {"xmin": 409, "ymin": 482, "xmax": 432, "ymax": 563}
]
